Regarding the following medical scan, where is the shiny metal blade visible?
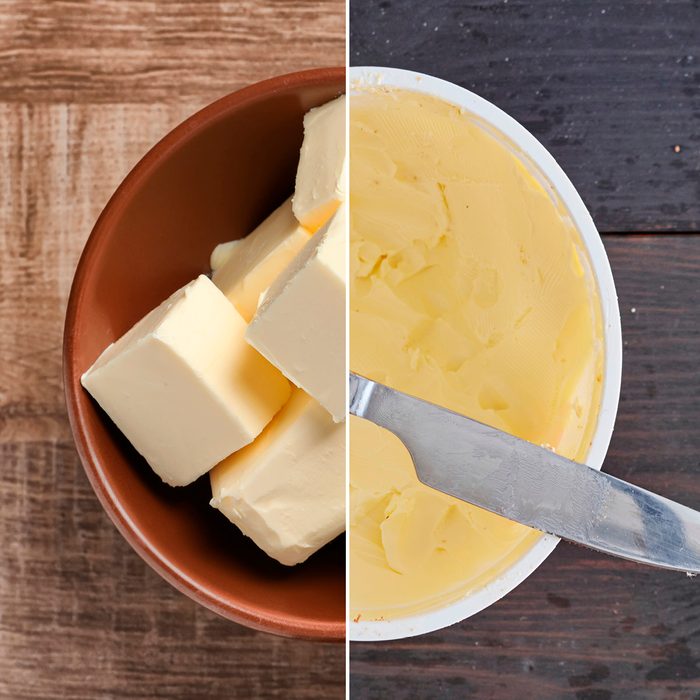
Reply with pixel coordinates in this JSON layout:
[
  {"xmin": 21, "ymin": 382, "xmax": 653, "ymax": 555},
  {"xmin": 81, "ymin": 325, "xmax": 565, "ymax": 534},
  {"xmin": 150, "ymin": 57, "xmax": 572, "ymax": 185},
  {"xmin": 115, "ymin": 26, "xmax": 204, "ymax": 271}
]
[{"xmin": 349, "ymin": 372, "xmax": 700, "ymax": 573}]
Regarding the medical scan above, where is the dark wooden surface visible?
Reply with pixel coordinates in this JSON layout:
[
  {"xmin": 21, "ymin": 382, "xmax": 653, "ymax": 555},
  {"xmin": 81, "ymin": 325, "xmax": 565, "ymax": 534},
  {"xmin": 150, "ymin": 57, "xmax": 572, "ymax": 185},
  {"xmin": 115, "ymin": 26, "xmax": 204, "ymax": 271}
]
[
  {"xmin": 350, "ymin": 1, "xmax": 700, "ymax": 698},
  {"xmin": 351, "ymin": 0, "xmax": 700, "ymax": 233},
  {"xmin": 0, "ymin": 2, "xmax": 345, "ymax": 698}
]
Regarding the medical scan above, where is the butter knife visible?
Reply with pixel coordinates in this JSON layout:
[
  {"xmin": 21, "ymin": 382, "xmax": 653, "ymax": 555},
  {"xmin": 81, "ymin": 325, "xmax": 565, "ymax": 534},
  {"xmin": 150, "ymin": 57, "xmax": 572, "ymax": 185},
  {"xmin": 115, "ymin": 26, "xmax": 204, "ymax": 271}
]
[{"xmin": 349, "ymin": 371, "xmax": 700, "ymax": 573}]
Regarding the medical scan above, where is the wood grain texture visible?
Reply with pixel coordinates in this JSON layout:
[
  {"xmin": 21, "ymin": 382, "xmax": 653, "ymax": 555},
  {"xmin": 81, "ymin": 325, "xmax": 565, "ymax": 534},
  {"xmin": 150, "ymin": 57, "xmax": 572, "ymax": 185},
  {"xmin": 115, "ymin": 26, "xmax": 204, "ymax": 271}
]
[
  {"xmin": 0, "ymin": 0, "xmax": 346, "ymax": 104},
  {"xmin": 350, "ymin": 4, "xmax": 700, "ymax": 694},
  {"xmin": 350, "ymin": 0, "xmax": 700, "ymax": 232},
  {"xmin": 0, "ymin": 2, "xmax": 345, "ymax": 698},
  {"xmin": 350, "ymin": 235, "xmax": 700, "ymax": 699}
]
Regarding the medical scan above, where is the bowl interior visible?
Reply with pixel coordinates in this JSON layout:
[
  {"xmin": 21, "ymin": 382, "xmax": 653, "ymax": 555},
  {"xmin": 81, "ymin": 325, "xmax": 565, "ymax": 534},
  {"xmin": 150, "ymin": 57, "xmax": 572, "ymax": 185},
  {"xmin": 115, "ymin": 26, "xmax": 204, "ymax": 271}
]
[{"xmin": 64, "ymin": 69, "xmax": 346, "ymax": 640}]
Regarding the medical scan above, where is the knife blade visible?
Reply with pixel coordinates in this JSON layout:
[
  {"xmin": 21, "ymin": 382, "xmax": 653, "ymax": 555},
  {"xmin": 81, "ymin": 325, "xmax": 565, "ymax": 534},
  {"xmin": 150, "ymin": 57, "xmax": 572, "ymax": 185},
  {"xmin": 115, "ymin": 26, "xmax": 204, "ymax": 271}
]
[{"xmin": 349, "ymin": 371, "xmax": 700, "ymax": 573}]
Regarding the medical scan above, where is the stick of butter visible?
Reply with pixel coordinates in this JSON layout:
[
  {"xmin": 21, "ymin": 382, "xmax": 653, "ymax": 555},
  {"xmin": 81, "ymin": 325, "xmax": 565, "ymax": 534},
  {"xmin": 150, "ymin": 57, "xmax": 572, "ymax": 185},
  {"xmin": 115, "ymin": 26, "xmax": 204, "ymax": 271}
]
[
  {"xmin": 209, "ymin": 389, "xmax": 345, "ymax": 566},
  {"xmin": 246, "ymin": 204, "xmax": 346, "ymax": 422},
  {"xmin": 81, "ymin": 275, "xmax": 291, "ymax": 486},
  {"xmin": 292, "ymin": 94, "xmax": 347, "ymax": 233},
  {"xmin": 211, "ymin": 197, "xmax": 311, "ymax": 321}
]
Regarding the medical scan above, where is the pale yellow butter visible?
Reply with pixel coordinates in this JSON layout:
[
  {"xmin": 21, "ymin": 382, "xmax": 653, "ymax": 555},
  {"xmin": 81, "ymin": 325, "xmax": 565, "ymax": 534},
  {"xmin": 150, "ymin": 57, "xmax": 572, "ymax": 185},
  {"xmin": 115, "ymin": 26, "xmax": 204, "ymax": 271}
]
[
  {"xmin": 350, "ymin": 89, "xmax": 603, "ymax": 620},
  {"xmin": 210, "ymin": 240, "xmax": 240, "ymax": 272},
  {"xmin": 293, "ymin": 95, "xmax": 347, "ymax": 233},
  {"xmin": 211, "ymin": 197, "xmax": 311, "ymax": 321},
  {"xmin": 210, "ymin": 389, "xmax": 345, "ymax": 566},
  {"xmin": 81, "ymin": 275, "xmax": 291, "ymax": 487},
  {"xmin": 246, "ymin": 204, "xmax": 347, "ymax": 422}
]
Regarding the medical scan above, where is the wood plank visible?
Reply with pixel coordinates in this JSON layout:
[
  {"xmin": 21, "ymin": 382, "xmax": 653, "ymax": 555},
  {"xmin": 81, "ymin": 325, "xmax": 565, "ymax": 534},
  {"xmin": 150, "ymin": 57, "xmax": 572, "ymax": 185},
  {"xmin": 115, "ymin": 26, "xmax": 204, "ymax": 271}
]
[
  {"xmin": 350, "ymin": 0, "xmax": 700, "ymax": 232},
  {"xmin": 0, "ymin": 0, "xmax": 345, "ymax": 104},
  {"xmin": 0, "ymin": 442, "xmax": 344, "ymax": 700},
  {"xmin": 349, "ymin": 234, "xmax": 700, "ymax": 698},
  {"xmin": 0, "ymin": 102, "xmax": 203, "ymax": 446}
]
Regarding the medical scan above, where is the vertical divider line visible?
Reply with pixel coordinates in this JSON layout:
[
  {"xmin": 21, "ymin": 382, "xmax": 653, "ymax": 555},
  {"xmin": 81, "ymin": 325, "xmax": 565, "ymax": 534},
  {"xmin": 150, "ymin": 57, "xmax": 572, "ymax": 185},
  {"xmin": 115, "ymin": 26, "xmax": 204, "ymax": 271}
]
[{"xmin": 344, "ymin": 14, "xmax": 351, "ymax": 696}]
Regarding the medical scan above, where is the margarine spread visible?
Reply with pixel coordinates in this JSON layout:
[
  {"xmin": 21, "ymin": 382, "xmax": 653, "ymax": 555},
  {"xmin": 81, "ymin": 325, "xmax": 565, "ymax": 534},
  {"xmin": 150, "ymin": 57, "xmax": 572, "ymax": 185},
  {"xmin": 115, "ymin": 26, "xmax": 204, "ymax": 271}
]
[{"xmin": 350, "ymin": 88, "xmax": 603, "ymax": 619}]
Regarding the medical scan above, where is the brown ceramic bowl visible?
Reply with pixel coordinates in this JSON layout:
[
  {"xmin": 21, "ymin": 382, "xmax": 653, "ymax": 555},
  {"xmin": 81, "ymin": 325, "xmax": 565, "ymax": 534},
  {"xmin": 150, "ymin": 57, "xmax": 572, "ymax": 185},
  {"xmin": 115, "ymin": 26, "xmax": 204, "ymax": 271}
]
[{"xmin": 63, "ymin": 68, "xmax": 346, "ymax": 641}]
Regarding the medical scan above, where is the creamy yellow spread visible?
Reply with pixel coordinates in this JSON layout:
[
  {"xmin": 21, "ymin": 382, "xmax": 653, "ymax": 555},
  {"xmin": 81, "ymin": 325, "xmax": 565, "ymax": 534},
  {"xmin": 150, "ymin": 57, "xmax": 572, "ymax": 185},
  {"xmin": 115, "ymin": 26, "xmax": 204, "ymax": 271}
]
[{"xmin": 350, "ymin": 88, "xmax": 604, "ymax": 620}]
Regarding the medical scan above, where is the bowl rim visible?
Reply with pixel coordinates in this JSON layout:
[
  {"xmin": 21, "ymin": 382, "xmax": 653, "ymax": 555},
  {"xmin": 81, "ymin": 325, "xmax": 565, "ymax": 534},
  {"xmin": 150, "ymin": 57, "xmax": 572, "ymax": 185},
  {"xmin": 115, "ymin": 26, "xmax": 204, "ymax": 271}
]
[
  {"xmin": 63, "ymin": 66, "xmax": 346, "ymax": 642},
  {"xmin": 349, "ymin": 66, "xmax": 623, "ymax": 641}
]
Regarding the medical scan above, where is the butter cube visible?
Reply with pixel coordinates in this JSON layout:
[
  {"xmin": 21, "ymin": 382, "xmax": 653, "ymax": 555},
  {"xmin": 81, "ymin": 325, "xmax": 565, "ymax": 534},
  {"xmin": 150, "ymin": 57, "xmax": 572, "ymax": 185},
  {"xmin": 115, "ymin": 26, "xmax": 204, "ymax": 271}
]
[
  {"xmin": 292, "ymin": 95, "xmax": 347, "ymax": 233},
  {"xmin": 210, "ymin": 389, "xmax": 345, "ymax": 566},
  {"xmin": 246, "ymin": 204, "xmax": 346, "ymax": 422},
  {"xmin": 212, "ymin": 197, "xmax": 311, "ymax": 321},
  {"xmin": 81, "ymin": 275, "xmax": 291, "ymax": 486},
  {"xmin": 210, "ymin": 240, "xmax": 239, "ymax": 272}
]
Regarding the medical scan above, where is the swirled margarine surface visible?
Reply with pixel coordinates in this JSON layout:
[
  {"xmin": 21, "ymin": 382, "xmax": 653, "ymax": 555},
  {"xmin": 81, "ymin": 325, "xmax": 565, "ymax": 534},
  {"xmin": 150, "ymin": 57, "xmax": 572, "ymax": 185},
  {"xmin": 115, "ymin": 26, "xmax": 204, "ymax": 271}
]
[{"xmin": 350, "ymin": 88, "xmax": 604, "ymax": 620}]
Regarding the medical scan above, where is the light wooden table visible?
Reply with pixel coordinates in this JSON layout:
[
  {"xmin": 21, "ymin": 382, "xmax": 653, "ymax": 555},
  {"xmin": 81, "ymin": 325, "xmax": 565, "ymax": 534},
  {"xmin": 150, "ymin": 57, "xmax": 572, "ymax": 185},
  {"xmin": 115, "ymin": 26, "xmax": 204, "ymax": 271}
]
[{"xmin": 0, "ymin": 2, "xmax": 345, "ymax": 698}]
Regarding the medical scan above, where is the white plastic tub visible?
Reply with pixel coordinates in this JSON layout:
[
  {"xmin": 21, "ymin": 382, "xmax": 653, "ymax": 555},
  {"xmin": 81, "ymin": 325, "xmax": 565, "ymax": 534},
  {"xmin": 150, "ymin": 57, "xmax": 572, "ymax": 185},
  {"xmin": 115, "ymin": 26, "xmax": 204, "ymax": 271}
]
[{"xmin": 349, "ymin": 66, "xmax": 623, "ymax": 642}]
